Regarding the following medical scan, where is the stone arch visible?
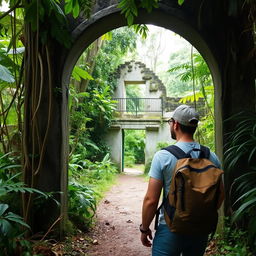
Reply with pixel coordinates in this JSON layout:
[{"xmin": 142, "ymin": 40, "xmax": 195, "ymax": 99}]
[
  {"xmin": 60, "ymin": 2, "xmax": 223, "ymax": 229},
  {"xmin": 62, "ymin": 3, "xmax": 222, "ymax": 155},
  {"xmin": 104, "ymin": 60, "xmax": 170, "ymax": 172}
]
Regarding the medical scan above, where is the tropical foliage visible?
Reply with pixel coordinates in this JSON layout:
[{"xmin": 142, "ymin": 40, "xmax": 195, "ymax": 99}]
[
  {"xmin": 0, "ymin": 152, "xmax": 51, "ymax": 255},
  {"xmin": 163, "ymin": 47, "xmax": 193, "ymax": 97},
  {"xmin": 0, "ymin": 0, "xmax": 255, "ymax": 254},
  {"xmin": 124, "ymin": 130, "xmax": 145, "ymax": 167},
  {"xmin": 224, "ymin": 112, "xmax": 256, "ymax": 253},
  {"xmin": 209, "ymin": 219, "xmax": 253, "ymax": 256},
  {"xmin": 168, "ymin": 51, "xmax": 215, "ymax": 150},
  {"xmin": 0, "ymin": 0, "xmax": 138, "ymax": 247},
  {"xmin": 68, "ymin": 151, "xmax": 117, "ymax": 229}
]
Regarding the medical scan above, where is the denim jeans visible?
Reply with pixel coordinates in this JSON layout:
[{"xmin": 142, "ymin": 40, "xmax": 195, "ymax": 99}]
[{"xmin": 152, "ymin": 224, "xmax": 208, "ymax": 256}]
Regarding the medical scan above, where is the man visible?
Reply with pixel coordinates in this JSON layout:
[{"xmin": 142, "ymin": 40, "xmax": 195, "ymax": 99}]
[{"xmin": 140, "ymin": 104, "xmax": 224, "ymax": 256}]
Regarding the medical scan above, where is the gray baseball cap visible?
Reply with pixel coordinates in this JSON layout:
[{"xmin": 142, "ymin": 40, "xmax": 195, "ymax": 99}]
[{"xmin": 171, "ymin": 105, "xmax": 199, "ymax": 127}]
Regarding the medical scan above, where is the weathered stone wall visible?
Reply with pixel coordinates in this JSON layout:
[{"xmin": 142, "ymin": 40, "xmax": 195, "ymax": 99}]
[
  {"xmin": 114, "ymin": 60, "xmax": 166, "ymax": 98},
  {"xmin": 113, "ymin": 60, "xmax": 207, "ymax": 117},
  {"xmin": 104, "ymin": 119, "xmax": 174, "ymax": 172},
  {"xmin": 165, "ymin": 97, "xmax": 206, "ymax": 115}
]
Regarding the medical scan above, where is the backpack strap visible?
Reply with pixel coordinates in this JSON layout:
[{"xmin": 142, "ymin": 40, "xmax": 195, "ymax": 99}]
[
  {"xmin": 199, "ymin": 145, "xmax": 210, "ymax": 159},
  {"xmin": 163, "ymin": 144, "xmax": 210, "ymax": 159},
  {"xmin": 155, "ymin": 146, "xmax": 186, "ymax": 230},
  {"xmin": 162, "ymin": 145, "xmax": 188, "ymax": 159}
]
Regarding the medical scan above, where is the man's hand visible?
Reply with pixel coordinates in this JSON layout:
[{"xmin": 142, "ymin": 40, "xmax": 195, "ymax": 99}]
[
  {"xmin": 140, "ymin": 177, "xmax": 162, "ymax": 247},
  {"xmin": 140, "ymin": 229, "xmax": 153, "ymax": 247}
]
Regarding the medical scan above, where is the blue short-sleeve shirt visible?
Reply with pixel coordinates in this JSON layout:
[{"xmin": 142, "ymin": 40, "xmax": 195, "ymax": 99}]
[{"xmin": 149, "ymin": 141, "xmax": 221, "ymax": 225}]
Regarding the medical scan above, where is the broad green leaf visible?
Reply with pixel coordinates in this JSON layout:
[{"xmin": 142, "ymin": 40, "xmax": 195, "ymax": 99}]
[
  {"xmin": 101, "ymin": 32, "xmax": 113, "ymax": 41},
  {"xmin": 0, "ymin": 164, "xmax": 21, "ymax": 171},
  {"xmin": 0, "ymin": 152, "xmax": 14, "ymax": 160},
  {"xmin": 49, "ymin": 0, "xmax": 66, "ymax": 19},
  {"xmin": 5, "ymin": 212, "xmax": 30, "ymax": 229},
  {"xmin": 72, "ymin": 69, "xmax": 81, "ymax": 81},
  {"xmin": 233, "ymin": 187, "xmax": 256, "ymax": 206},
  {"xmin": 64, "ymin": 0, "xmax": 73, "ymax": 14},
  {"xmin": 84, "ymin": 141, "xmax": 100, "ymax": 151},
  {"xmin": 127, "ymin": 13, "xmax": 134, "ymax": 26},
  {"xmin": 98, "ymin": 105, "xmax": 105, "ymax": 112},
  {"xmin": 132, "ymin": 24, "xmax": 149, "ymax": 39},
  {"xmin": 118, "ymin": 0, "xmax": 130, "ymax": 10},
  {"xmin": 102, "ymin": 153, "xmax": 110, "ymax": 162},
  {"xmin": 0, "ymin": 64, "xmax": 15, "ymax": 83},
  {"xmin": 73, "ymin": 0, "xmax": 80, "ymax": 18},
  {"xmin": 6, "ymin": 172, "xmax": 21, "ymax": 182},
  {"xmin": 77, "ymin": 92, "xmax": 90, "ymax": 97},
  {"xmin": 232, "ymin": 197, "xmax": 256, "ymax": 222},
  {"xmin": 235, "ymin": 180, "xmax": 251, "ymax": 194},
  {"xmin": 248, "ymin": 145, "xmax": 256, "ymax": 163},
  {"xmin": 0, "ymin": 204, "xmax": 9, "ymax": 216},
  {"xmin": 73, "ymin": 66, "xmax": 94, "ymax": 81},
  {"xmin": 0, "ymin": 218, "xmax": 12, "ymax": 236},
  {"xmin": 0, "ymin": 188, "xmax": 7, "ymax": 196}
]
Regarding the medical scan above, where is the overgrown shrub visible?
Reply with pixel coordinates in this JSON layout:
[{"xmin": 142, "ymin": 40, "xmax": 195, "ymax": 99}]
[
  {"xmin": 211, "ymin": 219, "xmax": 253, "ymax": 256},
  {"xmin": 68, "ymin": 153, "xmax": 117, "ymax": 228},
  {"xmin": 0, "ymin": 153, "xmax": 48, "ymax": 255},
  {"xmin": 124, "ymin": 154, "xmax": 136, "ymax": 167},
  {"xmin": 68, "ymin": 181, "xmax": 97, "ymax": 231},
  {"xmin": 224, "ymin": 112, "xmax": 256, "ymax": 253},
  {"xmin": 124, "ymin": 130, "xmax": 145, "ymax": 166}
]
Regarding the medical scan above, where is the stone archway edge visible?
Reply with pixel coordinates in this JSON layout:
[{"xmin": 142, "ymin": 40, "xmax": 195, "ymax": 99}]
[{"xmin": 59, "ymin": 1, "xmax": 227, "ymax": 235}]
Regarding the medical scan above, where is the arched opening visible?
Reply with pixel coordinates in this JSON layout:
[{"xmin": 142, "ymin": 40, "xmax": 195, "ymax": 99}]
[
  {"xmin": 62, "ymin": 4, "xmax": 222, "ymax": 155},
  {"xmin": 61, "ymin": 4, "xmax": 223, "ymax": 231}
]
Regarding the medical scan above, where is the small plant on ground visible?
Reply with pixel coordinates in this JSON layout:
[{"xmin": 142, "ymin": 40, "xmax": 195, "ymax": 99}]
[
  {"xmin": 68, "ymin": 181, "xmax": 97, "ymax": 231},
  {"xmin": 206, "ymin": 220, "xmax": 253, "ymax": 256},
  {"xmin": 0, "ymin": 152, "xmax": 49, "ymax": 255},
  {"xmin": 68, "ymin": 153, "xmax": 118, "ymax": 229}
]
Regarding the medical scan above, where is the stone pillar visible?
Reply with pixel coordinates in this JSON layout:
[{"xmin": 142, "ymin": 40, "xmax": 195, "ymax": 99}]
[{"xmin": 104, "ymin": 126, "xmax": 123, "ymax": 171}]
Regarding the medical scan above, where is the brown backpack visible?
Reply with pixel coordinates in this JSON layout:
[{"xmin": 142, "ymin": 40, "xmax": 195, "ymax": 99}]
[{"xmin": 155, "ymin": 145, "xmax": 224, "ymax": 236}]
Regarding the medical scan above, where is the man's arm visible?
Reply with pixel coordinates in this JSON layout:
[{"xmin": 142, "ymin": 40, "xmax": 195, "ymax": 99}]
[{"xmin": 140, "ymin": 177, "xmax": 163, "ymax": 247}]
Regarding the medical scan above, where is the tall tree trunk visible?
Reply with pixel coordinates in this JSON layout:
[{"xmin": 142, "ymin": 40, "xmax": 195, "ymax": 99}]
[{"xmin": 22, "ymin": 21, "xmax": 65, "ymax": 233}]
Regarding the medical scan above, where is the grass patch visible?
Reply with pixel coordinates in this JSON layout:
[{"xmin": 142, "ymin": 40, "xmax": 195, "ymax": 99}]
[
  {"xmin": 93, "ymin": 172, "xmax": 118, "ymax": 201},
  {"xmin": 133, "ymin": 164, "xmax": 145, "ymax": 172}
]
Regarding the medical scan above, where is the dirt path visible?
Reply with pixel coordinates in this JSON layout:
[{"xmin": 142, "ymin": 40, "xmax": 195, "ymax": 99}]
[
  {"xmin": 53, "ymin": 168, "xmax": 215, "ymax": 255},
  {"xmin": 86, "ymin": 168, "xmax": 152, "ymax": 256}
]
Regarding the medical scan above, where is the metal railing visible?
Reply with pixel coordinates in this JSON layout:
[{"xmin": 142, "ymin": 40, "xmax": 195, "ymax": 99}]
[{"xmin": 112, "ymin": 98, "xmax": 163, "ymax": 116}]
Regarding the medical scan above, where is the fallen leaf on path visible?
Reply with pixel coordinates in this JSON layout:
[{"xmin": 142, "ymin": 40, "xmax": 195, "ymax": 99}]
[{"xmin": 92, "ymin": 239, "xmax": 99, "ymax": 245}]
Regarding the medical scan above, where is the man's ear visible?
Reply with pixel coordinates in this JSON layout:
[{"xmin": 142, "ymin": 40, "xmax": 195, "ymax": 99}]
[{"xmin": 173, "ymin": 121, "xmax": 179, "ymax": 130}]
